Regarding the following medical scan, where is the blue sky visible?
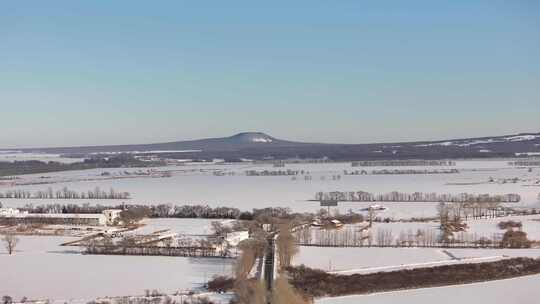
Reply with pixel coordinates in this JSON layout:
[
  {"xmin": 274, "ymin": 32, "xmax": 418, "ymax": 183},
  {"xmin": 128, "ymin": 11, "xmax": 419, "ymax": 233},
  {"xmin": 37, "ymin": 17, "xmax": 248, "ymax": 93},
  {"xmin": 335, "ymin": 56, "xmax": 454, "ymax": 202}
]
[{"xmin": 1, "ymin": 1, "xmax": 539, "ymax": 148}]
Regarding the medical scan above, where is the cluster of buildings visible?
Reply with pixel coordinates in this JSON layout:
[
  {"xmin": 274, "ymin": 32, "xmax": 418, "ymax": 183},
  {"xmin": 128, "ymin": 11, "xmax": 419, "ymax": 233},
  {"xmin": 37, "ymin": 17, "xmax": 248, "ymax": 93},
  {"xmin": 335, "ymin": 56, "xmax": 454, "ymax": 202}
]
[{"xmin": 0, "ymin": 207, "xmax": 122, "ymax": 226}]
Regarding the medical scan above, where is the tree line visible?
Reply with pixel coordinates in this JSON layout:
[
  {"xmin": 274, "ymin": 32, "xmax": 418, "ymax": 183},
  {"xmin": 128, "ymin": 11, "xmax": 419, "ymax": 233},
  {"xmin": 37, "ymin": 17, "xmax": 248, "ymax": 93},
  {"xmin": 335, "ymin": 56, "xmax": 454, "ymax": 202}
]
[
  {"xmin": 314, "ymin": 191, "xmax": 521, "ymax": 203},
  {"xmin": 0, "ymin": 155, "xmax": 164, "ymax": 177},
  {"xmin": 509, "ymin": 160, "xmax": 540, "ymax": 166},
  {"xmin": 344, "ymin": 169, "xmax": 459, "ymax": 175},
  {"xmin": 16, "ymin": 203, "xmax": 304, "ymax": 222},
  {"xmin": 352, "ymin": 160, "xmax": 456, "ymax": 167},
  {"xmin": 245, "ymin": 169, "xmax": 303, "ymax": 176},
  {"xmin": 84, "ymin": 236, "xmax": 230, "ymax": 258},
  {"xmin": 295, "ymin": 226, "xmax": 529, "ymax": 248},
  {"xmin": 287, "ymin": 257, "xmax": 540, "ymax": 299},
  {"xmin": 0, "ymin": 187, "xmax": 129, "ymax": 199}
]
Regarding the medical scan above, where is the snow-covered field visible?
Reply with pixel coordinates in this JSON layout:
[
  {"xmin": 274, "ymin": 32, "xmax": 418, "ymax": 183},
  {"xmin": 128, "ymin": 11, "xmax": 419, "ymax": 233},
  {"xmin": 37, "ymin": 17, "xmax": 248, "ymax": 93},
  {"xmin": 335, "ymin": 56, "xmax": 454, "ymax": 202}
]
[
  {"xmin": 465, "ymin": 214, "xmax": 540, "ymax": 240},
  {"xmin": 367, "ymin": 215, "xmax": 540, "ymax": 241},
  {"xmin": 447, "ymin": 248, "xmax": 540, "ymax": 259},
  {"xmin": 316, "ymin": 274, "xmax": 540, "ymax": 304},
  {"xmin": 136, "ymin": 218, "xmax": 226, "ymax": 235},
  {"xmin": 0, "ymin": 235, "xmax": 234, "ymax": 301},
  {"xmin": 0, "ymin": 152, "xmax": 85, "ymax": 164},
  {"xmin": 293, "ymin": 245, "xmax": 540, "ymax": 274},
  {"xmin": 2, "ymin": 159, "xmax": 540, "ymax": 302},
  {"xmin": 2, "ymin": 160, "xmax": 539, "ymax": 220},
  {"xmin": 293, "ymin": 246, "xmax": 451, "ymax": 272}
]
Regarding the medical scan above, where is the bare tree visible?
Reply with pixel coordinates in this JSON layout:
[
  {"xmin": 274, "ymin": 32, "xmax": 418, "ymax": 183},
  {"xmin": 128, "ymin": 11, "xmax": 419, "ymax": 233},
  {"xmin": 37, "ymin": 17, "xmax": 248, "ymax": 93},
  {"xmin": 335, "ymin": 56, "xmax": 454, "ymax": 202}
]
[
  {"xmin": 376, "ymin": 228, "xmax": 394, "ymax": 246},
  {"xmin": 118, "ymin": 207, "xmax": 151, "ymax": 226},
  {"xmin": 272, "ymin": 277, "xmax": 309, "ymax": 304},
  {"xmin": 276, "ymin": 223, "xmax": 299, "ymax": 269},
  {"xmin": 3, "ymin": 233, "xmax": 19, "ymax": 255},
  {"xmin": 437, "ymin": 202, "xmax": 449, "ymax": 226},
  {"xmin": 2, "ymin": 296, "xmax": 13, "ymax": 304},
  {"xmin": 235, "ymin": 239, "xmax": 266, "ymax": 280},
  {"xmin": 211, "ymin": 221, "xmax": 232, "ymax": 237},
  {"xmin": 233, "ymin": 279, "xmax": 266, "ymax": 304}
]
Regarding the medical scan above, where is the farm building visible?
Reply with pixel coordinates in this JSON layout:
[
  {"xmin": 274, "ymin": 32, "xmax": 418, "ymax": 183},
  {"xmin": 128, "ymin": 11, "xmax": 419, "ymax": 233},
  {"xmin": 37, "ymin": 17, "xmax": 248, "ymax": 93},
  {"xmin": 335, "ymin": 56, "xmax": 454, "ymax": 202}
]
[
  {"xmin": 0, "ymin": 207, "xmax": 29, "ymax": 216},
  {"xmin": 0, "ymin": 209, "xmax": 122, "ymax": 226},
  {"xmin": 103, "ymin": 209, "xmax": 122, "ymax": 225}
]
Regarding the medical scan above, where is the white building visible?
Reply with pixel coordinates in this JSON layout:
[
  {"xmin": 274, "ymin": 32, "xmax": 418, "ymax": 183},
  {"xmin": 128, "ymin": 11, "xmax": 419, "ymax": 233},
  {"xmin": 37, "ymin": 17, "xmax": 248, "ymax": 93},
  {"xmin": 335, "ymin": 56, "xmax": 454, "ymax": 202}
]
[
  {"xmin": 0, "ymin": 208, "xmax": 29, "ymax": 216},
  {"xmin": 103, "ymin": 209, "xmax": 122, "ymax": 225},
  {"xmin": 225, "ymin": 231, "xmax": 250, "ymax": 247},
  {"xmin": 0, "ymin": 209, "xmax": 122, "ymax": 226}
]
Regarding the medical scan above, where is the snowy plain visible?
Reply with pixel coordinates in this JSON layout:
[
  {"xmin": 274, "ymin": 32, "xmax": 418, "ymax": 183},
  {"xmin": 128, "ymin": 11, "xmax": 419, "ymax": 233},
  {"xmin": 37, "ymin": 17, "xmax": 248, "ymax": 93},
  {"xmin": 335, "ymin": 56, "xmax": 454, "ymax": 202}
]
[
  {"xmin": 136, "ymin": 218, "xmax": 222, "ymax": 235},
  {"xmin": 0, "ymin": 235, "xmax": 234, "ymax": 301},
  {"xmin": 293, "ymin": 245, "xmax": 540, "ymax": 275},
  {"xmin": 2, "ymin": 159, "xmax": 539, "ymax": 220},
  {"xmin": 1, "ymin": 158, "xmax": 540, "ymax": 302},
  {"xmin": 293, "ymin": 246, "xmax": 451, "ymax": 272},
  {"xmin": 0, "ymin": 152, "xmax": 84, "ymax": 164}
]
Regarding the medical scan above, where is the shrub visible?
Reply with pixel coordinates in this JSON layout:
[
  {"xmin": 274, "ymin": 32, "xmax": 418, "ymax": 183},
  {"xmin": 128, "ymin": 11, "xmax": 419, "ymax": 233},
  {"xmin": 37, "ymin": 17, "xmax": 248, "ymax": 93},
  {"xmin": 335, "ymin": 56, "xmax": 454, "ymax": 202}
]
[
  {"xmin": 207, "ymin": 275, "xmax": 234, "ymax": 292},
  {"xmin": 2, "ymin": 296, "xmax": 13, "ymax": 304},
  {"xmin": 500, "ymin": 230, "xmax": 531, "ymax": 248},
  {"xmin": 287, "ymin": 258, "xmax": 540, "ymax": 298},
  {"xmin": 498, "ymin": 220, "xmax": 522, "ymax": 230}
]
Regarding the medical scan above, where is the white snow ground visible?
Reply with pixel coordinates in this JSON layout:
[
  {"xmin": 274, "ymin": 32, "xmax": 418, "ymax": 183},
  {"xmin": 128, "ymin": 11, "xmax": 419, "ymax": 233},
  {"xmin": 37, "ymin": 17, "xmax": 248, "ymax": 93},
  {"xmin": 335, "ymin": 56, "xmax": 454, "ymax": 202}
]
[
  {"xmin": 2, "ymin": 160, "xmax": 539, "ymax": 220},
  {"xmin": 0, "ymin": 236, "xmax": 234, "ymax": 301},
  {"xmin": 0, "ymin": 152, "xmax": 84, "ymax": 164},
  {"xmin": 2, "ymin": 159, "xmax": 540, "ymax": 302},
  {"xmin": 293, "ymin": 247, "xmax": 451, "ymax": 272},
  {"xmin": 464, "ymin": 214, "xmax": 540, "ymax": 240},
  {"xmin": 136, "ymin": 218, "xmax": 221, "ymax": 235}
]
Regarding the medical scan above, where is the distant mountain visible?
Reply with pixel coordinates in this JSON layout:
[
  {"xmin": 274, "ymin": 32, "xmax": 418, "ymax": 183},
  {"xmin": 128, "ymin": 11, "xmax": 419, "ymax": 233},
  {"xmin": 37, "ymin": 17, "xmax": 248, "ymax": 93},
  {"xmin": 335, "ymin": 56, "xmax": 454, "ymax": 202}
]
[
  {"xmin": 7, "ymin": 131, "xmax": 540, "ymax": 161},
  {"xmin": 13, "ymin": 132, "xmax": 305, "ymax": 154}
]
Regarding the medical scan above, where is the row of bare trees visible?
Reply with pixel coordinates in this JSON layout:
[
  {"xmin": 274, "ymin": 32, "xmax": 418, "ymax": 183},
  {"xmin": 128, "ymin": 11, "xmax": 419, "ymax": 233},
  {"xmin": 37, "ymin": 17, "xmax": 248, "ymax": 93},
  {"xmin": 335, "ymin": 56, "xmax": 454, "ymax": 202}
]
[
  {"xmin": 437, "ymin": 201, "xmax": 510, "ymax": 222},
  {"xmin": 14, "ymin": 203, "xmax": 312, "ymax": 224},
  {"xmin": 0, "ymin": 187, "xmax": 129, "ymax": 199},
  {"xmin": 18, "ymin": 203, "xmax": 248, "ymax": 220},
  {"xmin": 228, "ymin": 219, "xmax": 307, "ymax": 304},
  {"xmin": 352, "ymin": 160, "xmax": 456, "ymax": 166},
  {"xmin": 295, "ymin": 224, "xmax": 531, "ymax": 248},
  {"xmin": 232, "ymin": 225, "xmax": 268, "ymax": 304},
  {"xmin": 509, "ymin": 160, "xmax": 540, "ymax": 166},
  {"xmin": 344, "ymin": 169, "xmax": 458, "ymax": 175},
  {"xmin": 295, "ymin": 225, "xmax": 371, "ymax": 247},
  {"xmin": 315, "ymin": 191, "xmax": 521, "ymax": 203},
  {"xmin": 245, "ymin": 170, "xmax": 302, "ymax": 176},
  {"xmin": 84, "ymin": 233, "xmax": 230, "ymax": 257},
  {"xmin": 276, "ymin": 223, "xmax": 299, "ymax": 269}
]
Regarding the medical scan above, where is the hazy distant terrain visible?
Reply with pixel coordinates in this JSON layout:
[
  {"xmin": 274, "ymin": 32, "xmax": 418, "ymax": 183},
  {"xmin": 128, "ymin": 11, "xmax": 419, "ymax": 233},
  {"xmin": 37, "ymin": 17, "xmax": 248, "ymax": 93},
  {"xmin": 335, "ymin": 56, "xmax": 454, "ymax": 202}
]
[{"xmin": 5, "ymin": 131, "xmax": 540, "ymax": 161}]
